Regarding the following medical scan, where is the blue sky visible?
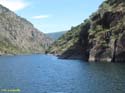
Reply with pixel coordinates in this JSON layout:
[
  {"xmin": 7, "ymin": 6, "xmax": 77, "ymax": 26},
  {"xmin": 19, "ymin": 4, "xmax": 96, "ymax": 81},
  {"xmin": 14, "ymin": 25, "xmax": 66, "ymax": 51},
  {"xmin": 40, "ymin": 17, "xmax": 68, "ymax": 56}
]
[{"xmin": 0, "ymin": 0, "xmax": 104, "ymax": 33}]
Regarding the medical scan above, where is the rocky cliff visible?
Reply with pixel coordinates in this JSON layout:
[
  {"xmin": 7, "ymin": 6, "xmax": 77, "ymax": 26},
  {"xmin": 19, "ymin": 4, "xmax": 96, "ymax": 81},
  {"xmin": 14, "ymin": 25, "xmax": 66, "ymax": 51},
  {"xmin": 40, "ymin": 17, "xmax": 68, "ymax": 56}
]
[
  {"xmin": 48, "ymin": 20, "xmax": 90, "ymax": 60},
  {"xmin": 48, "ymin": 0, "xmax": 125, "ymax": 62},
  {"xmin": 0, "ymin": 5, "xmax": 53, "ymax": 55}
]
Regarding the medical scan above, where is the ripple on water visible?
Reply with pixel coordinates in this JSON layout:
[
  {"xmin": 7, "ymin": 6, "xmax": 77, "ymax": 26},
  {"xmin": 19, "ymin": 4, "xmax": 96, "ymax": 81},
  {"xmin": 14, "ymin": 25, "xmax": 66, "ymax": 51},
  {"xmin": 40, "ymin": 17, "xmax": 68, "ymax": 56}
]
[{"xmin": 0, "ymin": 55, "xmax": 124, "ymax": 93}]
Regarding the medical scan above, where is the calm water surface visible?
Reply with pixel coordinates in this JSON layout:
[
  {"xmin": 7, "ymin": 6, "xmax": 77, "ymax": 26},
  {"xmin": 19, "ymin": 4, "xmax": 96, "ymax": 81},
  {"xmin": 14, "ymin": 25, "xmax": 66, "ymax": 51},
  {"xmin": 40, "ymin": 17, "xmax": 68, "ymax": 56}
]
[{"xmin": 0, "ymin": 54, "xmax": 125, "ymax": 93}]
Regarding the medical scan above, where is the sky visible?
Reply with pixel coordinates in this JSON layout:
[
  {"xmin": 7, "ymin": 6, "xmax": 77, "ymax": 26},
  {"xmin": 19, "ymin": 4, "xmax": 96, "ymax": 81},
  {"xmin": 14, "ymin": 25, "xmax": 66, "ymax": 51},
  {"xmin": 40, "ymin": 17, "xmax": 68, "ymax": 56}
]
[{"xmin": 0, "ymin": 0, "xmax": 104, "ymax": 33}]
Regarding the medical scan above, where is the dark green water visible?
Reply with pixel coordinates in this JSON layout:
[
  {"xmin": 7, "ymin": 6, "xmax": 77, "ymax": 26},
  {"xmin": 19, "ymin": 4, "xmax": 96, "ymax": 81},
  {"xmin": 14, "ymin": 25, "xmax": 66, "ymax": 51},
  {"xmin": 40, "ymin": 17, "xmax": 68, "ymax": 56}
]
[{"xmin": 0, "ymin": 54, "xmax": 124, "ymax": 93}]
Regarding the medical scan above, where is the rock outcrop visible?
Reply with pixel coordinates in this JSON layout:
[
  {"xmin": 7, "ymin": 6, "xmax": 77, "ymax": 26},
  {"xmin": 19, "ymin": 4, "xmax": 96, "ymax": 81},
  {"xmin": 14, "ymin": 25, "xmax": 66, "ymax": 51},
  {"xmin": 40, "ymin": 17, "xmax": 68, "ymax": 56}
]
[
  {"xmin": 88, "ymin": 0, "xmax": 125, "ymax": 62},
  {"xmin": 48, "ymin": 20, "xmax": 90, "ymax": 60},
  {"xmin": 48, "ymin": 0, "xmax": 125, "ymax": 62},
  {"xmin": 0, "ymin": 4, "xmax": 53, "ymax": 55}
]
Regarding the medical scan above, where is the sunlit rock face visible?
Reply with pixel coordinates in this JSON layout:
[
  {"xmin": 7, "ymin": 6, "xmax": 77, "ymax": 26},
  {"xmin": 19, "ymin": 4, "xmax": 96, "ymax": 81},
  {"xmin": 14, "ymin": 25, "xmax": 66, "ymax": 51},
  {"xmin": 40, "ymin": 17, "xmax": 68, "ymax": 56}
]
[{"xmin": 0, "ymin": 4, "xmax": 53, "ymax": 54}]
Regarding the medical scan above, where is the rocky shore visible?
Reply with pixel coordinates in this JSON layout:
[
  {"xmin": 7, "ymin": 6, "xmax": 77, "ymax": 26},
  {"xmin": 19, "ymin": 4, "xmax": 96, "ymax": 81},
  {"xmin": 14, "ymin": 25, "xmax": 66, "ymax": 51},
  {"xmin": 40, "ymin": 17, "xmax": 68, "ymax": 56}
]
[{"xmin": 48, "ymin": 0, "xmax": 125, "ymax": 62}]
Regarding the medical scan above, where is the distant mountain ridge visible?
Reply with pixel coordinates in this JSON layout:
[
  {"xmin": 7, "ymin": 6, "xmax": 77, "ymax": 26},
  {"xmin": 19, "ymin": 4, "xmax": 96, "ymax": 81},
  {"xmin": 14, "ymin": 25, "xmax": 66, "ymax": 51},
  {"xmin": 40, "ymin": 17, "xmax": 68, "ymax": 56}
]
[
  {"xmin": 47, "ymin": 31, "xmax": 67, "ymax": 40},
  {"xmin": 48, "ymin": 0, "xmax": 125, "ymax": 62},
  {"xmin": 0, "ymin": 4, "xmax": 53, "ymax": 55}
]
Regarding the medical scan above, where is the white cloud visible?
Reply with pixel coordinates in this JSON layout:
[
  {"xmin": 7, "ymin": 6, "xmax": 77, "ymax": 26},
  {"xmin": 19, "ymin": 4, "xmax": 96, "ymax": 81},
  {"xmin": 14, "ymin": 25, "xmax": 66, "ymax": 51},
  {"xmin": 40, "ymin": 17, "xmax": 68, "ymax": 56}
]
[
  {"xmin": 31, "ymin": 15, "xmax": 49, "ymax": 19},
  {"xmin": 0, "ymin": 0, "xmax": 29, "ymax": 11}
]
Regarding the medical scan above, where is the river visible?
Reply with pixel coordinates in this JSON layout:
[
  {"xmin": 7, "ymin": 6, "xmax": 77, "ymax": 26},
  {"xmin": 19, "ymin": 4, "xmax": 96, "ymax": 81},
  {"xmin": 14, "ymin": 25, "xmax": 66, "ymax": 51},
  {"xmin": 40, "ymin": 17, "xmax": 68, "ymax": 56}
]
[{"xmin": 0, "ymin": 54, "xmax": 124, "ymax": 93}]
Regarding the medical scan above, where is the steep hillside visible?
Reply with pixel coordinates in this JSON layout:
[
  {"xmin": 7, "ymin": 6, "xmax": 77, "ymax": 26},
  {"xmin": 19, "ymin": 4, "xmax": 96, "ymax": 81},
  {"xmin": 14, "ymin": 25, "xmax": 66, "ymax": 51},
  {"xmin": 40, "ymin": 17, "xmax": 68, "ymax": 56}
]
[
  {"xmin": 0, "ymin": 5, "xmax": 52, "ymax": 55},
  {"xmin": 48, "ymin": 0, "xmax": 125, "ymax": 62},
  {"xmin": 47, "ymin": 31, "xmax": 67, "ymax": 40},
  {"xmin": 48, "ymin": 20, "xmax": 90, "ymax": 60}
]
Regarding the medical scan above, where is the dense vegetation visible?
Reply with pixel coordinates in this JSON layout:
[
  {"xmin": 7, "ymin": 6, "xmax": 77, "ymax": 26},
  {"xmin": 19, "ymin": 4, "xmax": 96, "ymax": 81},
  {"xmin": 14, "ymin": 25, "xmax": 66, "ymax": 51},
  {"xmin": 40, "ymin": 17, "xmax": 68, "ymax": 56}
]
[{"xmin": 48, "ymin": 0, "xmax": 125, "ymax": 62}]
